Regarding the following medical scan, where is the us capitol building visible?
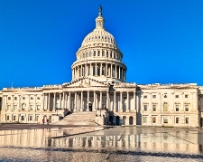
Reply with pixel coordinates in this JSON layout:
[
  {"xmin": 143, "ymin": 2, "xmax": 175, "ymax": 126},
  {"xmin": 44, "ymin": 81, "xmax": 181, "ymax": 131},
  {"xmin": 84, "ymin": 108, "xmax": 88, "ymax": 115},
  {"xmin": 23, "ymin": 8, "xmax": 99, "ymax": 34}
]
[{"xmin": 0, "ymin": 7, "xmax": 203, "ymax": 127}]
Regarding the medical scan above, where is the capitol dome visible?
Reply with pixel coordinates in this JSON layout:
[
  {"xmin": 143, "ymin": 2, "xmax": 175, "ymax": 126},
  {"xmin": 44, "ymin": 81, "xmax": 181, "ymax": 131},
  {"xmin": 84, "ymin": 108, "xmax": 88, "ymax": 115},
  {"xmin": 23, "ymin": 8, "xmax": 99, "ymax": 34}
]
[{"xmin": 71, "ymin": 7, "xmax": 127, "ymax": 83}]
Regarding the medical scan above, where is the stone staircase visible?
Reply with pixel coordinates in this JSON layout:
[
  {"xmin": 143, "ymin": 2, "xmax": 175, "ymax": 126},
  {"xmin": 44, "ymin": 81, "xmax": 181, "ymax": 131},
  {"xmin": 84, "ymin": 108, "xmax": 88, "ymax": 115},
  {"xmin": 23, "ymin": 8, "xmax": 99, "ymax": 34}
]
[{"xmin": 51, "ymin": 111, "xmax": 98, "ymax": 125}]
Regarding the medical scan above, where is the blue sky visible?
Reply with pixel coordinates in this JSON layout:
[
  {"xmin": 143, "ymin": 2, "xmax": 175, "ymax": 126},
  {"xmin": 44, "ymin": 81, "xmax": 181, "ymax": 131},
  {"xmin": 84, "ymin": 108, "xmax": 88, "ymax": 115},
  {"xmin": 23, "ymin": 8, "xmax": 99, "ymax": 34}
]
[{"xmin": 0, "ymin": 0, "xmax": 203, "ymax": 89}]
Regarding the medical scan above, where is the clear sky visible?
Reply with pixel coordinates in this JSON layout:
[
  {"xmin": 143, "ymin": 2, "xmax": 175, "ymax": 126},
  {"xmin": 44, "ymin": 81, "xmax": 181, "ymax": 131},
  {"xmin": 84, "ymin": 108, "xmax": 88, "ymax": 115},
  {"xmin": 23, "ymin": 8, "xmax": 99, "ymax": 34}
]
[{"xmin": 0, "ymin": 0, "xmax": 203, "ymax": 89}]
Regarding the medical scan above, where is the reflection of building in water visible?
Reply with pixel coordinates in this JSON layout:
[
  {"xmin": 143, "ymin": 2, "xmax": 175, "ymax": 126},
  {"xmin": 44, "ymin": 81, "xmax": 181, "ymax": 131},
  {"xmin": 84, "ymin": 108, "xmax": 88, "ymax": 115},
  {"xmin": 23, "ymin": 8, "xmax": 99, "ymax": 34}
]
[
  {"xmin": 0, "ymin": 6, "xmax": 203, "ymax": 127},
  {"xmin": 0, "ymin": 128, "xmax": 202, "ymax": 155}
]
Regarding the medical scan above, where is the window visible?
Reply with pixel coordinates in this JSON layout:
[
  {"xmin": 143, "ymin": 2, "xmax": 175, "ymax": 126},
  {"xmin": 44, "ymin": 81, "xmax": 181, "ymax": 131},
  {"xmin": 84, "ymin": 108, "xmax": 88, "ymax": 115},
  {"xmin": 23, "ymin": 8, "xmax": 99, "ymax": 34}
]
[
  {"xmin": 152, "ymin": 117, "xmax": 156, "ymax": 123},
  {"xmin": 102, "ymin": 51, "xmax": 104, "ymax": 56},
  {"xmin": 36, "ymin": 115, "xmax": 39, "ymax": 121},
  {"xmin": 176, "ymin": 117, "xmax": 179, "ymax": 124},
  {"xmin": 13, "ymin": 105, "xmax": 17, "ymax": 110},
  {"xmin": 185, "ymin": 117, "xmax": 189, "ymax": 124},
  {"xmin": 22, "ymin": 103, "xmax": 26, "ymax": 110},
  {"xmin": 29, "ymin": 116, "xmax": 33, "ymax": 121},
  {"xmin": 14, "ymin": 97, "xmax": 17, "ymax": 100},
  {"xmin": 153, "ymin": 95, "xmax": 156, "ymax": 98},
  {"xmin": 153, "ymin": 105, "xmax": 156, "ymax": 111},
  {"xmin": 106, "ymin": 51, "xmax": 108, "ymax": 57},
  {"xmin": 185, "ymin": 95, "xmax": 188, "ymax": 98},
  {"xmin": 164, "ymin": 95, "xmax": 167, "ymax": 98},
  {"xmin": 176, "ymin": 105, "xmax": 179, "ymax": 111},
  {"xmin": 37, "ymin": 97, "xmax": 40, "ymax": 100},
  {"xmin": 13, "ymin": 116, "xmax": 16, "ymax": 121},
  {"xmin": 56, "ymin": 103, "xmax": 58, "ymax": 109},
  {"xmin": 22, "ymin": 97, "xmax": 25, "ymax": 100},
  {"xmin": 30, "ymin": 97, "xmax": 33, "ymax": 100},
  {"xmin": 175, "ymin": 95, "xmax": 179, "ymax": 98},
  {"xmin": 6, "ymin": 115, "xmax": 9, "ymax": 121},
  {"xmin": 185, "ymin": 105, "xmax": 189, "ymax": 111},
  {"xmin": 143, "ymin": 116, "xmax": 147, "ymax": 123},
  {"xmin": 21, "ymin": 116, "xmax": 24, "ymax": 121},
  {"xmin": 8, "ymin": 97, "xmax": 11, "ymax": 100},
  {"xmin": 37, "ymin": 105, "xmax": 40, "ymax": 110},
  {"xmin": 163, "ymin": 102, "xmax": 168, "ymax": 111},
  {"xmin": 144, "ymin": 105, "xmax": 147, "ymax": 111},
  {"xmin": 98, "ymin": 51, "xmax": 100, "ymax": 56},
  {"xmin": 94, "ymin": 51, "xmax": 96, "ymax": 56},
  {"xmin": 143, "ymin": 95, "xmax": 147, "ymax": 98},
  {"xmin": 163, "ymin": 118, "xmax": 168, "ymax": 124},
  {"xmin": 7, "ymin": 105, "xmax": 10, "ymax": 110},
  {"xmin": 30, "ymin": 105, "xmax": 33, "ymax": 110}
]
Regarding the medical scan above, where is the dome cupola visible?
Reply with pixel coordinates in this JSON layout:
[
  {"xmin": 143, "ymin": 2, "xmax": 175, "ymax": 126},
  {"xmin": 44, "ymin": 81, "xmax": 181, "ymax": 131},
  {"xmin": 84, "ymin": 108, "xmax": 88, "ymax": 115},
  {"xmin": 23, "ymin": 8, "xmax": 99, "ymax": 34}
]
[{"xmin": 71, "ymin": 6, "xmax": 127, "ymax": 83}]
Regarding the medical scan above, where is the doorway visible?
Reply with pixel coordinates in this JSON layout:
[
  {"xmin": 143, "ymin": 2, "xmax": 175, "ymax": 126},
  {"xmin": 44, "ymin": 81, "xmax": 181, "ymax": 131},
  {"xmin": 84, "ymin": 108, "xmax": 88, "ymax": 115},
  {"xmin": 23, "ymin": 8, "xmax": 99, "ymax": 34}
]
[{"xmin": 89, "ymin": 103, "xmax": 92, "ymax": 111}]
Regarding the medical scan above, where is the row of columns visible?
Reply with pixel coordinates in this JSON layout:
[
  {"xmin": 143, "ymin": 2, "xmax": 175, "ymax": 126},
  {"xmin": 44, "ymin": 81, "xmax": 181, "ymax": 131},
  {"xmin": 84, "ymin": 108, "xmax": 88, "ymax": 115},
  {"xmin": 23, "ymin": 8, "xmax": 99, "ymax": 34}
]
[
  {"xmin": 79, "ymin": 49, "xmax": 121, "ymax": 61},
  {"xmin": 44, "ymin": 91, "xmax": 136, "ymax": 112},
  {"xmin": 72, "ymin": 63, "xmax": 126, "ymax": 81}
]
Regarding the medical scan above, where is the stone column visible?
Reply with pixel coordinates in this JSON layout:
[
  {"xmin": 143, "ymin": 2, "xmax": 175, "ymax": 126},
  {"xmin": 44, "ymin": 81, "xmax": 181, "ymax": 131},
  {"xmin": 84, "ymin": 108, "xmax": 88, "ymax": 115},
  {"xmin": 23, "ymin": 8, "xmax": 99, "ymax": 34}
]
[
  {"xmin": 120, "ymin": 92, "xmax": 123, "ymax": 112},
  {"xmin": 111, "ymin": 64, "xmax": 113, "ymax": 78},
  {"xmin": 106, "ymin": 63, "xmax": 108, "ymax": 76},
  {"xmin": 74, "ymin": 92, "xmax": 77, "ymax": 112},
  {"xmin": 115, "ymin": 65, "xmax": 117, "ymax": 78},
  {"xmin": 62, "ymin": 92, "xmax": 65, "ymax": 109},
  {"xmin": 59, "ymin": 93, "xmax": 62, "ymax": 109},
  {"xmin": 114, "ymin": 92, "xmax": 116, "ymax": 112},
  {"xmin": 53, "ymin": 93, "xmax": 56, "ymax": 112},
  {"xmin": 100, "ymin": 63, "xmax": 102, "ymax": 76},
  {"xmin": 100, "ymin": 91, "xmax": 102, "ymax": 108},
  {"xmin": 134, "ymin": 91, "xmax": 136, "ymax": 112},
  {"xmin": 18, "ymin": 95, "xmax": 20, "ymax": 111},
  {"xmin": 69, "ymin": 92, "xmax": 71, "ymax": 111},
  {"xmin": 94, "ymin": 91, "xmax": 96, "ymax": 111},
  {"xmin": 87, "ymin": 91, "xmax": 89, "ymax": 111},
  {"xmin": 81, "ymin": 91, "xmax": 83, "ymax": 111},
  {"xmin": 127, "ymin": 91, "xmax": 129, "ymax": 112},
  {"xmin": 118, "ymin": 66, "xmax": 121, "ymax": 79},
  {"xmin": 181, "ymin": 92, "xmax": 184, "ymax": 112},
  {"xmin": 171, "ymin": 92, "xmax": 174, "ymax": 111},
  {"xmin": 106, "ymin": 90, "xmax": 109, "ymax": 110}
]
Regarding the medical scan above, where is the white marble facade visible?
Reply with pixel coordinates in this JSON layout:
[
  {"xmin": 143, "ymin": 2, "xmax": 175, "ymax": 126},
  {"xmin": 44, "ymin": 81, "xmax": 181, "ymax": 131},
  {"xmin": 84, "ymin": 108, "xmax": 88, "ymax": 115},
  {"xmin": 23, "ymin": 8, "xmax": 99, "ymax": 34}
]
[{"xmin": 0, "ymin": 8, "xmax": 202, "ymax": 127}]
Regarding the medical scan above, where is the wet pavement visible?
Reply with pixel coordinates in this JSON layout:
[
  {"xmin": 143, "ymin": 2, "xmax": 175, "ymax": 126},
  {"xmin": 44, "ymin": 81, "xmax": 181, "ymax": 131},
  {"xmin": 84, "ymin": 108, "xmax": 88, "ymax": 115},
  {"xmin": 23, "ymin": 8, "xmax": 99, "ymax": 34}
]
[{"xmin": 0, "ymin": 126, "xmax": 203, "ymax": 161}]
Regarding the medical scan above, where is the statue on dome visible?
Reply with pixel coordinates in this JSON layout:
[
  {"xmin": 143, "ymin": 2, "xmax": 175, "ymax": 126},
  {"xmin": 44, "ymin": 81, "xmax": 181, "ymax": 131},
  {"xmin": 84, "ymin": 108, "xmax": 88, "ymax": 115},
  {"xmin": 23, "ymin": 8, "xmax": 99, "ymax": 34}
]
[{"xmin": 98, "ymin": 5, "xmax": 102, "ymax": 16}]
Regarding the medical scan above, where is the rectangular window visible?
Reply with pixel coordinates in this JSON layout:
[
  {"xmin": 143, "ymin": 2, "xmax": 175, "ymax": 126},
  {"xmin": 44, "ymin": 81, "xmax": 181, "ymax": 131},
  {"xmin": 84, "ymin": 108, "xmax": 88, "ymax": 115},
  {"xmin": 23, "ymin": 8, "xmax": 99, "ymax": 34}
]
[
  {"xmin": 30, "ymin": 105, "xmax": 33, "ymax": 110},
  {"xmin": 185, "ymin": 117, "xmax": 189, "ymax": 124},
  {"xmin": 163, "ymin": 118, "xmax": 168, "ymax": 124},
  {"xmin": 185, "ymin": 105, "xmax": 189, "ymax": 111},
  {"xmin": 13, "ymin": 116, "xmax": 16, "ymax": 121},
  {"xmin": 143, "ymin": 95, "xmax": 147, "ymax": 98},
  {"xmin": 143, "ymin": 116, "xmax": 147, "ymax": 123},
  {"xmin": 144, "ymin": 105, "xmax": 147, "ymax": 111},
  {"xmin": 7, "ymin": 105, "xmax": 10, "ymax": 110},
  {"xmin": 36, "ymin": 115, "xmax": 39, "ymax": 121},
  {"xmin": 153, "ymin": 105, "xmax": 156, "ymax": 111},
  {"xmin": 176, "ymin": 105, "xmax": 179, "ymax": 111},
  {"xmin": 185, "ymin": 95, "xmax": 188, "ymax": 98},
  {"xmin": 29, "ymin": 116, "xmax": 32, "ymax": 121},
  {"xmin": 152, "ymin": 117, "xmax": 156, "ymax": 123},
  {"xmin": 175, "ymin": 95, "xmax": 179, "ymax": 98},
  {"xmin": 6, "ymin": 115, "xmax": 9, "ymax": 121},
  {"xmin": 163, "ymin": 103, "xmax": 168, "ymax": 111},
  {"xmin": 21, "ymin": 116, "xmax": 24, "ymax": 121},
  {"xmin": 176, "ymin": 117, "xmax": 179, "ymax": 124},
  {"xmin": 152, "ymin": 95, "xmax": 156, "ymax": 98},
  {"xmin": 13, "ymin": 105, "xmax": 17, "ymax": 110},
  {"xmin": 37, "ymin": 105, "xmax": 40, "ymax": 110}
]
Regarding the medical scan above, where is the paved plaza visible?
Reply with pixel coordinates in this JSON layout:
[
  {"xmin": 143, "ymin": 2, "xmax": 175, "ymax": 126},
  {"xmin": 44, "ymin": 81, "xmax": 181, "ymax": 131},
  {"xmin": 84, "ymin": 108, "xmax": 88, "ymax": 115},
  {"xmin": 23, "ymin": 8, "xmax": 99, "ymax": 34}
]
[{"xmin": 0, "ymin": 125, "xmax": 203, "ymax": 161}]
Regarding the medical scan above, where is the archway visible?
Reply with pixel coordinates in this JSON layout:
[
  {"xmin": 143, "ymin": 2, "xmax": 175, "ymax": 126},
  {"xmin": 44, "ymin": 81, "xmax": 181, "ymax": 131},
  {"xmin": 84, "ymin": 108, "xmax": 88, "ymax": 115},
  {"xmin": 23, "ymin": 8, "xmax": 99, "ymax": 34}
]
[
  {"xmin": 123, "ymin": 116, "xmax": 126, "ymax": 125},
  {"xmin": 89, "ymin": 103, "xmax": 92, "ymax": 111},
  {"xmin": 129, "ymin": 116, "xmax": 133, "ymax": 125},
  {"xmin": 109, "ymin": 116, "xmax": 113, "ymax": 124},
  {"xmin": 116, "ymin": 116, "xmax": 120, "ymax": 125}
]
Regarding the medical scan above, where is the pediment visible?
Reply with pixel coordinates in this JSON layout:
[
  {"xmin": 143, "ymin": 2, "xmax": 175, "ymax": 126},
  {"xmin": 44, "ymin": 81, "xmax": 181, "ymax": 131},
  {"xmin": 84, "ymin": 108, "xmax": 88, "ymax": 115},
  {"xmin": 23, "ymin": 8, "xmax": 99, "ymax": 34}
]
[{"xmin": 63, "ymin": 77, "xmax": 109, "ymax": 88}]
